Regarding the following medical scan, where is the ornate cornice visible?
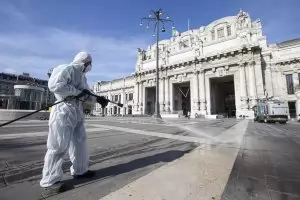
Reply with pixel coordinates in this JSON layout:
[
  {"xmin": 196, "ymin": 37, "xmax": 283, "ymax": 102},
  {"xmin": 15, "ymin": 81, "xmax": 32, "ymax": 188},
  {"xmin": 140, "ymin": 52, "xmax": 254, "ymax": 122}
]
[
  {"xmin": 136, "ymin": 44, "xmax": 260, "ymax": 76},
  {"xmin": 275, "ymin": 57, "xmax": 300, "ymax": 66}
]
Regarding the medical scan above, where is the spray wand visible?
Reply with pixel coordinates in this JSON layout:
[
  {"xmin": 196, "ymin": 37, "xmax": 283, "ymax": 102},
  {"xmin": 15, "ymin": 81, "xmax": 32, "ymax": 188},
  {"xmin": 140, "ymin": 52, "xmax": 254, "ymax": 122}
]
[{"xmin": 0, "ymin": 91, "xmax": 123, "ymax": 128}]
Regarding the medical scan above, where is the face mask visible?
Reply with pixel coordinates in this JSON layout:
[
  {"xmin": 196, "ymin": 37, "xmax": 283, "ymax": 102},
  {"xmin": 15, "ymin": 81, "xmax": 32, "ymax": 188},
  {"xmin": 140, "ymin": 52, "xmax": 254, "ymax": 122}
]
[{"xmin": 83, "ymin": 64, "xmax": 92, "ymax": 74}]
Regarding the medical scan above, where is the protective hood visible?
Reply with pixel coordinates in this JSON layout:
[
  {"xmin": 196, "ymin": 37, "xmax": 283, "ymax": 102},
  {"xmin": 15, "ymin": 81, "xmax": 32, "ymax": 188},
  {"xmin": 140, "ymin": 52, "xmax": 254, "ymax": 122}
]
[{"xmin": 71, "ymin": 51, "xmax": 92, "ymax": 73}]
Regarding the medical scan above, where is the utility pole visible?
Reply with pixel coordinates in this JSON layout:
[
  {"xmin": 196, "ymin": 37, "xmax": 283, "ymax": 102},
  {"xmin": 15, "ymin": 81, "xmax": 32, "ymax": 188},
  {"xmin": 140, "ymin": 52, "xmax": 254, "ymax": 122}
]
[{"xmin": 140, "ymin": 9, "xmax": 174, "ymax": 119}]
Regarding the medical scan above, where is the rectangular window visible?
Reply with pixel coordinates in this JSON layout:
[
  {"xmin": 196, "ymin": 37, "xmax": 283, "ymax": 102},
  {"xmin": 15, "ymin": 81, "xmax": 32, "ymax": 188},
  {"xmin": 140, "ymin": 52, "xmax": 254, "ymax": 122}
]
[
  {"xmin": 227, "ymin": 25, "xmax": 231, "ymax": 36},
  {"xmin": 211, "ymin": 30, "xmax": 215, "ymax": 40},
  {"xmin": 126, "ymin": 94, "xmax": 128, "ymax": 100},
  {"xmin": 298, "ymin": 73, "xmax": 300, "ymax": 85},
  {"xmin": 217, "ymin": 28, "xmax": 224, "ymax": 38},
  {"xmin": 128, "ymin": 106, "xmax": 132, "ymax": 115},
  {"xmin": 129, "ymin": 93, "xmax": 133, "ymax": 101},
  {"xmin": 286, "ymin": 74, "xmax": 294, "ymax": 94}
]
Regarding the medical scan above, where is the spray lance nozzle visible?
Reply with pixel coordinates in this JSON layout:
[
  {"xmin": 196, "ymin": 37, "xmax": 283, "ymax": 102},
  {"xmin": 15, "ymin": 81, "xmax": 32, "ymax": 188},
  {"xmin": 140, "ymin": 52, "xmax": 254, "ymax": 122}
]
[
  {"xmin": 82, "ymin": 90, "xmax": 124, "ymax": 108},
  {"xmin": 115, "ymin": 102, "xmax": 124, "ymax": 108}
]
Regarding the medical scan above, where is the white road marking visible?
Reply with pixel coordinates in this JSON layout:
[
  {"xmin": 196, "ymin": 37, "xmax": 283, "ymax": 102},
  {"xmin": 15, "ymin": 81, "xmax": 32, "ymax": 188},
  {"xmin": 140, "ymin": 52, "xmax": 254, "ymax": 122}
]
[
  {"xmin": 0, "ymin": 128, "xmax": 109, "ymax": 139},
  {"xmin": 87, "ymin": 119, "xmax": 174, "ymax": 126},
  {"xmin": 1, "ymin": 119, "xmax": 247, "ymax": 146},
  {"xmin": 0, "ymin": 120, "xmax": 46, "ymax": 124},
  {"xmin": 89, "ymin": 120, "xmax": 245, "ymax": 145},
  {"xmin": 90, "ymin": 124, "xmax": 222, "ymax": 145},
  {"xmin": 86, "ymin": 119, "xmax": 199, "ymax": 126},
  {"xmin": 3, "ymin": 124, "xmax": 49, "ymax": 128}
]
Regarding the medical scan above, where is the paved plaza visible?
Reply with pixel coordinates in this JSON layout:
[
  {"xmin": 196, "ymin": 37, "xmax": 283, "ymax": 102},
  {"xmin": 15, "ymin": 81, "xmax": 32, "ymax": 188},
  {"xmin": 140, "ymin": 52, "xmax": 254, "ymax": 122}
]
[{"xmin": 0, "ymin": 117, "xmax": 300, "ymax": 200}]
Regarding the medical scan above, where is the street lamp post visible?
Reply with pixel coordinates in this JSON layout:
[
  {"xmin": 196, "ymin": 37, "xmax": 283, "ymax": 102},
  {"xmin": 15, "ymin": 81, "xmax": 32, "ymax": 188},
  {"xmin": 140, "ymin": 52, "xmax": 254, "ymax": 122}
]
[{"xmin": 140, "ymin": 9, "xmax": 174, "ymax": 119}]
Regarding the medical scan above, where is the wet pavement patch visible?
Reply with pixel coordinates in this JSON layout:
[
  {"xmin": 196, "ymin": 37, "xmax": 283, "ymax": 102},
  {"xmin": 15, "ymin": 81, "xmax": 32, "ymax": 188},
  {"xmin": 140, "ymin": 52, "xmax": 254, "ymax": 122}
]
[
  {"xmin": 266, "ymin": 176, "xmax": 300, "ymax": 196},
  {"xmin": 221, "ymin": 170, "xmax": 270, "ymax": 200},
  {"xmin": 221, "ymin": 122, "xmax": 300, "ymax": 200},
  {"xmin": 269, "ymin": 190, "xmax": 300, "ymax": 200}
]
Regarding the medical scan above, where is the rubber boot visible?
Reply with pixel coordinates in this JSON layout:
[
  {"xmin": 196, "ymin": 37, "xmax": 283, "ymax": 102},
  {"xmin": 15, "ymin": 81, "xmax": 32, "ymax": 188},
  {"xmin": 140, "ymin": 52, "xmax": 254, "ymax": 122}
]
[
  {"xmin": 73, "ymin": 170, "xmax": 96, "ymax": 179},
  {"xmin": 40, "ymin": 182, "xmax": 67, "ymax": 199}
]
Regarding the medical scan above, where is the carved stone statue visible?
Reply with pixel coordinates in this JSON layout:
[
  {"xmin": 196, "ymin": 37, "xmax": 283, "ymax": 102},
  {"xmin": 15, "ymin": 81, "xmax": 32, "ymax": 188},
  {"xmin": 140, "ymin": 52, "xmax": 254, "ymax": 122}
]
[
  {"xmin": 137, "ymin": 48, "xmax": 143, "ymax": 62},
  {"xmin": 160, "ymin": 46, "xmax": 169, "ymax": 66},
  {"xmin": 136, "ymin": 48, "xmax": 144, "ymax": 71},
  {"xmin": 237, "ymin": 9, "xmax": 251, "ymax": 30},
  {"xmin": 193, "ymin": 35, "xmax": 203, "ymax": 58}
]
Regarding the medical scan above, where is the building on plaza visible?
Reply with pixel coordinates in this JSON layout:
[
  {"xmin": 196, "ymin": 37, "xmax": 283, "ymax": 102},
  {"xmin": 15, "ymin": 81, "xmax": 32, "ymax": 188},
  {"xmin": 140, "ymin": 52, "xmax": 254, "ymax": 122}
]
[
  {"xmin": 0, "ymin": 72, "xmax": 55, "ymax": 110},
  {"xmin": 93, "ymin": 10, "xmax": 300, "ymax": 119}
]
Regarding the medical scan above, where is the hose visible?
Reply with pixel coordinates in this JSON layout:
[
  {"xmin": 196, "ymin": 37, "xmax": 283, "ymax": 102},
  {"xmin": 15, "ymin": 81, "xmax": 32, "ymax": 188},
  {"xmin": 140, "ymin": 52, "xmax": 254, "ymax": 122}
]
[
  {"xmin": 0, "ymin": 91, "xmax": 124, "ymax": 128},
  {"xmin": 0, "ymin": 98, "xmax": 69, "ymax": 128}
]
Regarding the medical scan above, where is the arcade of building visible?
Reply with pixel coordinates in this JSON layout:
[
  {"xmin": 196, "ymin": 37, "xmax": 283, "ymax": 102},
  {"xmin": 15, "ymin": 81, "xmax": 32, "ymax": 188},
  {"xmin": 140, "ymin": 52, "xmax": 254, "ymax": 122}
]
[{"xmin": 93, "ymin": 10, "xmax": 300, "ymax": 119}]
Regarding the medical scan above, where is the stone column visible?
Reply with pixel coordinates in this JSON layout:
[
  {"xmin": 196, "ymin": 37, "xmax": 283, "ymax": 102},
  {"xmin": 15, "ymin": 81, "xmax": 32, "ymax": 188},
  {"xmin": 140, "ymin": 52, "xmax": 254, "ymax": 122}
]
[
  {"xmin": 248, "ymin": 61, "xmax": 257, "ymax": 108},
  {"xmin": 133, "ymin": 82, "xmax": 139, "ymax": 113},
  {"xmin": 199, "ymin": 70, "xmax": 206, "ymax": 115},
  {"xmin": 192, "ymin": 71, "xmax": 200, "ymax": 114},
  {"xmin": 164, "ymin": 77, "xmax": 170, "ymax": 113},
  {"xmin": 40, "ymin": 91, "xmax": 43, "ymax": 110},
  {"xmin": 253, "ymin": 59, "xmax": 264, "ymax": 98},
  {"xmin": 264, "ymin": 65, "xmax": 274, "ymax": 97},
  {"xmin": 293, "ymin": 72, "xmax": 299, "ymax": 87},
  {"xmin": 159, "ymin": 78, "xmax": 165, "ymax": 112},
  {"xmin": 7, "ymin": 97, "xmax": 11, "ymax": 109},
  {"xmin": 139, "ymin": 81, "xmax": 143, "ymax": 114},
  {"xmin": 29, "ymin": 90, "xmax": 33, "ymax": 110},
  {"xmin": 239, "ymin": 63, "xmax": 248, "ymax": 110},
  {"xmin": 296, "ymin": 91, "xmax": 300, "ymax": 119},
  {"xmin": 272, "ymin": 64, "xmax": 282, "ymax": 98},
  {"xmin": 122, "ymin": 89, "xmax": 126, "ymax": 115},
  {"xmin": 169, "ymin": 79, "xmax": 173, "ymax": 113}
]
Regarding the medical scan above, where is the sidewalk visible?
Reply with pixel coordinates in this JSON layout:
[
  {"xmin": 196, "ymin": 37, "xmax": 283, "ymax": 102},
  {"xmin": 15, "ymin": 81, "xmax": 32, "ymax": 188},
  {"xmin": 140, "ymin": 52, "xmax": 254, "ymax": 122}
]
[{"xmin": 100, "ymin": 120, "xmax": 248, "ymax": 200}]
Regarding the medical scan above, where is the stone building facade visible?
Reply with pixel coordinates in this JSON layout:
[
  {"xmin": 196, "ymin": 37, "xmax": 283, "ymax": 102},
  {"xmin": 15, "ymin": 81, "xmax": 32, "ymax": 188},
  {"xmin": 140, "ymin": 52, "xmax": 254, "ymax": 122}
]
[
  {"xmin": 93, "ymin": 10, "xmax": 300, "ymax": 119},
  {"xmin": 0, "ymin": 72, "xmax": 55, "ymax": 110}
]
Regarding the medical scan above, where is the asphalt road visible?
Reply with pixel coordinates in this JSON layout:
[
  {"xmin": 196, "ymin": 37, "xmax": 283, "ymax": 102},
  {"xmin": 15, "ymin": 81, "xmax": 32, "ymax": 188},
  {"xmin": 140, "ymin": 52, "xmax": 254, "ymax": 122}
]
[
  {"xmin": 0, "ymin": 117, "xmax": 238, "ymax": 200},
  {"xmin": 1, "ymin": 118, "xmax": 300, "ymax": 200},
  {"xmin": 221, "ymin": 121, "xmax": 300, "ymax": 200}
]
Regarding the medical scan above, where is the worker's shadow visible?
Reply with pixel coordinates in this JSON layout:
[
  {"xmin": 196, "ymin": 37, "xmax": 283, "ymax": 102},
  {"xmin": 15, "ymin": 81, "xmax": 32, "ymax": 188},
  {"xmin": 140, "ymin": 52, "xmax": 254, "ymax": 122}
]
[{"xmin": 63, "ymin": 149, "xmax": 190, "ymax": 188}]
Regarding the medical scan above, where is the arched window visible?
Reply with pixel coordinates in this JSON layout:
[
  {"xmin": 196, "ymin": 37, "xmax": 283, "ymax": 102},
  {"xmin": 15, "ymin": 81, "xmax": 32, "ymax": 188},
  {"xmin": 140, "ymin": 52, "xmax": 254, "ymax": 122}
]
[
  {"xmin": 217, "ymin": 27, "xmax": 224, "ymax": 38},
  {"xmin": 211, "ymin": 30, "xmax": 215, "ymax": 40},
  {"xmin": 227, "ymin": 25, "xmax": 232, "ymax": 36}
]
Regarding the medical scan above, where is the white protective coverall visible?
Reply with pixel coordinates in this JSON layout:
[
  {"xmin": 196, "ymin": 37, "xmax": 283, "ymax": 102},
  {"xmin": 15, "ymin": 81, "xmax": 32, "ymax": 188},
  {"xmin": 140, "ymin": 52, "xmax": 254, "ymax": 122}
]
[{"xmin": 40, "ymin": 52, "xmax": 96, "ymax": 187}]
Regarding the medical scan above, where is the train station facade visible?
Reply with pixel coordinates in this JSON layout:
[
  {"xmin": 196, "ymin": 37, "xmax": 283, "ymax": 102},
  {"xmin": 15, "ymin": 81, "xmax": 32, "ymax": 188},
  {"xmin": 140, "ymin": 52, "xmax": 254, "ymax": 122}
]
[{"xmin": 93, "ymin": 10, "xmax": 300, "ymax": 119}]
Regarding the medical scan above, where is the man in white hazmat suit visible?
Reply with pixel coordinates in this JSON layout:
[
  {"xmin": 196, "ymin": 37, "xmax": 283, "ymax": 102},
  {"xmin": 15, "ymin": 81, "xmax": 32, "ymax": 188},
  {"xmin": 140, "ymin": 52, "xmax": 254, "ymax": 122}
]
[{"xmin": 40, "ymin": 51, "xmax": 109, "ymax": 193}]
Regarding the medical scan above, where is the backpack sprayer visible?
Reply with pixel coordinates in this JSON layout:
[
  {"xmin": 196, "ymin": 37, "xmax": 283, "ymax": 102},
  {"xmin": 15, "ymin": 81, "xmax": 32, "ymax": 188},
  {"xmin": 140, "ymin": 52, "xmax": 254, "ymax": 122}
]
[{"xmin": 0, "ymin": 91, "xmax": 123, "ymax": 128}]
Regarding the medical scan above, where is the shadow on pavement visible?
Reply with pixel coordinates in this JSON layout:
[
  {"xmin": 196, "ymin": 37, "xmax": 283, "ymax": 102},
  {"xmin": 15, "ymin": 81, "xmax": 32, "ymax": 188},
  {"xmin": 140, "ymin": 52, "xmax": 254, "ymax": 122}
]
[
  {"xmin": 63, "ymin": 149, "xmax": 190, "ymax": 188},
  {"xmin": 0, "ymin": 148, "xmax": 195, "ymax": 200}
]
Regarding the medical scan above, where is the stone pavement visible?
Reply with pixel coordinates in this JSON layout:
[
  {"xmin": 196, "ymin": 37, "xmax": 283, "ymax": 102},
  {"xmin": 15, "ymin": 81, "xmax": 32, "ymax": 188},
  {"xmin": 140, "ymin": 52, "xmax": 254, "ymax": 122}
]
[
  {"xmin": 221, "ymin": 122, "xmax": 300, "ymax": 200},
  {"xmin": 1, "ymin": 117, "xmax": 235, "ymax": 200},
  {"xmin": 100, "ymin": 120, "xmax": 248, "ymax": 200},
  {"xmin": 2, "ymin": 118, "xmax": 300, "ymax": 200}
]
